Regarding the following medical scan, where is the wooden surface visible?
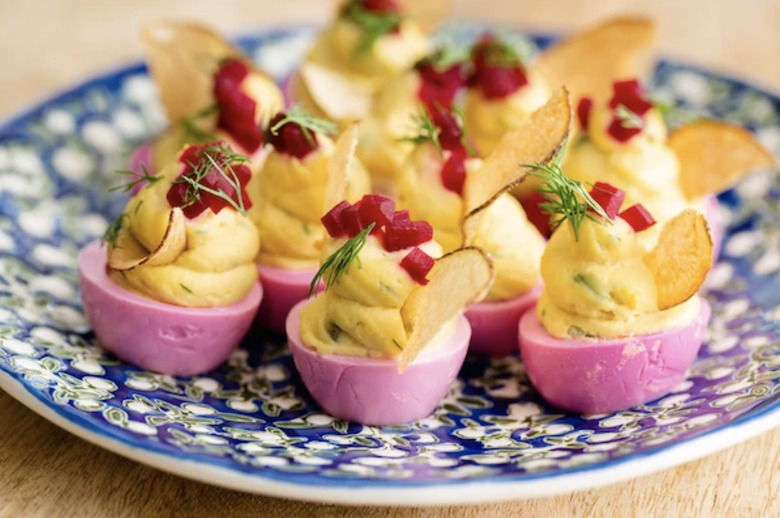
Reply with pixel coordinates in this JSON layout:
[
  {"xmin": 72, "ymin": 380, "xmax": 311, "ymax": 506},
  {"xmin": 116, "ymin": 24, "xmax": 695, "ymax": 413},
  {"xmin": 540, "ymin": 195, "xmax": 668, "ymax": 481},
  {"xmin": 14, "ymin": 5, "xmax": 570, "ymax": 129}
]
[{"xmin": 1, "ymin": 1, "xmax": 779, "ymax": 516}]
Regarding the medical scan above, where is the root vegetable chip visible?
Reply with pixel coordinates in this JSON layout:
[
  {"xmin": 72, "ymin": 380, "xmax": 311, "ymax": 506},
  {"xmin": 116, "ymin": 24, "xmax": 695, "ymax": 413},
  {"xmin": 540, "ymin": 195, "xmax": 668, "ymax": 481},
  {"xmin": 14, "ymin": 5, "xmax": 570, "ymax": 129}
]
[
  {"xmin": 399, "ymin": 247, "xmax": 494, "ymax": 371},
  {"xmin": 296, "ymin": 63, "xmax": 373, "ymax": 122},
  {"xmin": 533, "ymin": 16, "xmax": 656, "ymax": 103},
  {"xmin": 108, "ymin": 208, "xmax": 187, "ymax": 271},
  {"xmin": 669, "ymin": 120, "xmax": 776, "ymax": 199},
  {"xmin": 141, "ymin": 21, "xmax": 281, "ymax": 126},
  {"xmin": 324, "ymin": 124, "xmax": 360, "ymax": 213},
  {"xmin": 462, "ymin": 87, "xmax": 571, "ymax": 244},
  {"xmin": 643, "ymin": 210, "xmax": 712, "ymax": 310}
]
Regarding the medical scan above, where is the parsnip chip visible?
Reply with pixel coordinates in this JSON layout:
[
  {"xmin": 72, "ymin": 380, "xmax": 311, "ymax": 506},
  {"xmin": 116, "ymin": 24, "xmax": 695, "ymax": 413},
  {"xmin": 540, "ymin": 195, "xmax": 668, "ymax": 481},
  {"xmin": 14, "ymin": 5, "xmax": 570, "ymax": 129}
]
[
  {"xmin": 399, "ymin": 247, "xmax": 494, "ymax": 371},
  {"xmin": 643, "ymin": 210, "xmax": 713, "ymax": 311},
  {"xmin": 533, "ymin": 16, "xmax": 656, "ymax": 103},
  {"xmin": 298, "ymin": 63, "xmax": 373, "ymax": 121},
  {"xmin": 108, "ymin": 208, "xmax": 187, "ymax": 271},
  {"xmin": 461, "ymin": 87, "xmax": 571, "ymax": 244},
  {"xmin": 669, "ymin": 120, "xmax": 776, "ymax": 199},
  {"xmin": 396, "ymin": 0, "xmax": 450, "ymax": 32},
  {"xmin": 324, "ymin": 124, "xmax": 359, "ymax": 212},
  {"xmin": 141, "ymin": 21, "xmax": 281, "ymax": 126}
]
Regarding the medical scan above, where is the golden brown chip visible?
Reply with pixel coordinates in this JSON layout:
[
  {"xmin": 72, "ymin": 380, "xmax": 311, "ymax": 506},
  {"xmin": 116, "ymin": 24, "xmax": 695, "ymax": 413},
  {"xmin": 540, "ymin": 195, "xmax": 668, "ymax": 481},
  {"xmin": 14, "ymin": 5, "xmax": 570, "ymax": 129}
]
[
  {"xmin": 396, "ymin": 0, "xmax": 451, "ymax": 32},
  {"xmin": 399, "ymin": 247, "xmax": 494, "ymax": 371},
  {"xmin": 533, "ymin": 16, "xmax": 657, "ymax": 103},
  {"xmin": 297, "ymin": 63, "xmax": 373, "ymax": 122},
  {"xmin": 324, "ymin": 124, "xmax": 359, "ymax": 213},
  {"xmin": 141, "ymin": 21, "xmax": 282, "ymax": 126},
  {"xmin": 462, "ymin": 87, "xmax": 571, "ymax": 244},
  {"xmin": 669, "ymin": 120, "xmax": 776, "ymax": 199},
  {"xmin": 643, "ymin": 210, "xmax": 713, "ymax": 310},
  {"xmin": 108, "ymin": 208, "xmax": 187, "ymax": 271}
]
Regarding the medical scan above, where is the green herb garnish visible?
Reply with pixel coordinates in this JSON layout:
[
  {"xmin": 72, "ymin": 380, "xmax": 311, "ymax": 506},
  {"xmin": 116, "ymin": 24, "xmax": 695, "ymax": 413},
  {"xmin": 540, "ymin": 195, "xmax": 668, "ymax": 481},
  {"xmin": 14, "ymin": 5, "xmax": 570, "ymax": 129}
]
[
  {"xmin": 180, "ymin": 283, "xmax": 193, "ymax": 294},
  {"xmin": 309, "ymin": 223, "xmax": 375, "ymax": 296},
  {"xmin": 523, "ymin": 146, "xmax": 610, "ymax": 240},
  {"xmin": 343, "ymin": 0, "xmax": 401, "ymax": 54},
  {"xmin": 101, "ymin": 212, "xmax": 127, "ymax": 250},
  {"xmin": 109, "ymin": 164, "xmax": 161, "ymax": 193},
  {"xmin": 478, "ymin": 35, "xmax": 525, "ymax": 68},
  {"xmin": 399, "ymin": 108, "xmax": 443, "ymax": 155},
  {"xmin": 418, "ymin": 45, "xmax": 469, "ymax": 71},
  {"xmin": 175, "ymin": 143, "xmax": 251, "ymax": 216},
  {"xmin": 613, "ymin": 104, "xmax": 645, "ymax": 129},
  {"xmin": 180, "ymin": 103, "xmax": 220, "ymax": 143},
  {"xmin": 452, "ymin": 105, "xmax": 479, "ymax": 157},
  {"xmin": 268, "ymin": 105, "xmax": 337, "ymax": 147},
  {"xmin": 649, "ymin": 96, "xmax": 700, "ymax": 128}
]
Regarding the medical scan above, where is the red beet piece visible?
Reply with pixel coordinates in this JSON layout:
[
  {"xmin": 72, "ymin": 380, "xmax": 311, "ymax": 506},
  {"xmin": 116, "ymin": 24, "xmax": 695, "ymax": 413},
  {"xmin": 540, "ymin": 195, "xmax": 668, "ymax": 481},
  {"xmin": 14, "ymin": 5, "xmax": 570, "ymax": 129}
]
[
  {"xmin": 340, "ymin": 204, "xmax": 363, "ymax": 237},
  {"xmin": 214, "ymin": 59, "xmax": 264, "ymax": 154},
  {"xmin": 360, "ymin": 0, "xmax": 399, "ymax": 14},
  {"xmin": 619, "ymin": 203, "xmax": 656, "ymax": 232},
  {"xmin": 441, "ymin": 153, "xmax": 467, "ymax": 195},
  {"xmin": 577, "ymin": 97, "xmax": 593, "ymax": 131},
  {"xmin": 357, "ymin": 194, "xmax": 396, "ymax": 228},
  {"xmin": 321, "ymin": 200, "xmax": 352, "ymax": 238},
  {"xmin": 266, "ymin": 113, "xmax": 319, "ymax": 159},
  {"xmin": 167, "ymin": 143, "xmax": 253, "ymax": 219},
  {"xmin": 430, "ymin": 109, "xmax": 465, "ymax": 153},
  {"xmin": 520, "ymin": 190, "xmax": 552, "ymax": 238},
  {"xmin": 607, "ymin": 118, "xmax": 643, "ymax": 143},
  {"xmin": 400, "ymin": 247, "xmax": 435, "ymax": 285},
  {"xmin": 606, "ymin": 79, "xmax": 654, "ymax": 143},
  {"xmin": 393, "ymin": 209, "xmax": 410, "ymax": 223},
  {"xmin": 468, "ymin": 34, "xmax": 528, "ymax": 100},
  {"xmin": 417, "ymin": 62, "xmax": 465, "ymax": 112},
  {"xmin": 589, "ymin": 182, "xmax": 626, "ymax": 220},
  {"xmin": 384, "ymin": 219, "xmax": 434, "ymax": 252}
]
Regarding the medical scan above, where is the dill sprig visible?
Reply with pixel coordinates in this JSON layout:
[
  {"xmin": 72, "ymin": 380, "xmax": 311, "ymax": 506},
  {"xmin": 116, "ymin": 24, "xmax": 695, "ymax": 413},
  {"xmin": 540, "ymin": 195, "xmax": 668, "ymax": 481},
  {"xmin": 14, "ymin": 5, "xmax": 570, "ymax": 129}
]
[
  {"xmin": 180, "ymin": 103, "xmax": 219, "ymax": 143},
  {"xmin": 420, "ymin": 45, "xmax": 469, "ymax": 70},
  {"xmin": 478, "ymin": 34, "xmax": 525, "ymax": 68},
  {"xmin": 452, "ymin": 105, "xmax": 479, "ymax": 157},
  {"xmin": 649, "ymin": 96, "xmax": 700, "ymax": 128},
  {"xmin": 399, "ymin": 108, "xmax": 443, "ymax": 155},
  {"xmin": 175, "ymin": 143, "xmax": 251, "ymax": 216},
  {"xmin": 309, "ymin": 223, "xmax": 375, "ymax": 296},
  {"xmin": 523, "ymin": 148, "xmax": 611, "ymax": 240},
  {"xmin": 101, "ymin": 212, "xmax": 127, "ymax": 250},
  {"xmin": 613, "ymin": 104, "xmax": 645, "ymax": 129},
  {"xmin": 268, "ymin": 105, "xmax": 338, "ymax": 147},
  {"xmin": 343, "ymin": 0, "xmax": 401, "ymax": 54},
  {"xmin": 109, "ymin": 164, "xmax": 160, "ymax": 193}
]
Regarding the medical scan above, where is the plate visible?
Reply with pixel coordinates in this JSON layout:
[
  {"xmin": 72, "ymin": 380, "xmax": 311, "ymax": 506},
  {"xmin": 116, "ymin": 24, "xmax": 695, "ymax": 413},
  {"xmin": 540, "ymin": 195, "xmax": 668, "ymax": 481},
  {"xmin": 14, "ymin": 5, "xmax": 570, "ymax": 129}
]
[{"xmin": 1, "ymin": 25, "xmax": 779, "ymax": 506}]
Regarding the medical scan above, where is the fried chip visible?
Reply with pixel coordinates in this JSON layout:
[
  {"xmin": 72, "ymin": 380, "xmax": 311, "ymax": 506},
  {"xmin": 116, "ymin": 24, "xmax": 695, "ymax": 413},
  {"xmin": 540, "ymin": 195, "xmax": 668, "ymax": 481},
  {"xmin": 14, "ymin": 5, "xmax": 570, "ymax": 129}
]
[
  {"xmin": 643, "ymin": 210, "xmax": 713, "ymax": 310},
  {"xmin": 108, "ymin": 208, "xmax": 187, "ymax": 271},
  {"xmin": 533, "ymin": 16, "xmax": 657, "ymax": 103},
  {"xmin": 141, "ymin": 21, "xmax": 282, "ymax": 126},
  {"xmin": 396, "ymin": 0, "xmax": 451, "ymax": 32},
  {"xmin": 297, "ymin": 63, "xmax": 373, "ymax": 122},
  {"xmin": 669, "ymin": 120, "xmax": 776, "ymax": 199},
  {"xmin": 399, "ymin": 247, "xmax": 494, "ymax": 371},
  {"xmin": 324, "ymin": 124, "xmax": 360, "ymax": 212},
  {"xmin": 461, "ymin": 87, "xmax": 571, "ymax": 245}
]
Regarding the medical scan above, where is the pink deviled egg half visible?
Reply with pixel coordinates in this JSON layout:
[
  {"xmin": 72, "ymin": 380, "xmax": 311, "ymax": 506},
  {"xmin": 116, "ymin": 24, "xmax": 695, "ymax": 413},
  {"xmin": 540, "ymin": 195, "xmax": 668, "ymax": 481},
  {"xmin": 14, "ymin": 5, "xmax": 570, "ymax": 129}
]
[
  {"xmin": 286, "ymin": 197, "xmax": 493, "ymax": 425},
  {"xmin": 518, "ymin": 179, "xmax": 715, "ymax": 414},
  {"xmin": 80, "ymin": 142, "xmax": 263, "ymax": 376}
]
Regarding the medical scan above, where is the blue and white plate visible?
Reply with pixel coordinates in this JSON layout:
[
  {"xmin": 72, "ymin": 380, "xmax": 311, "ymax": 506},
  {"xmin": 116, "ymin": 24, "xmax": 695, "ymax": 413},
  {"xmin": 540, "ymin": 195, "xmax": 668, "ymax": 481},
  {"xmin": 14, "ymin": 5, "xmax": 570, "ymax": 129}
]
[{"xmin": 1, "ymin": 26, "xmax": 779, "ymax": 506}]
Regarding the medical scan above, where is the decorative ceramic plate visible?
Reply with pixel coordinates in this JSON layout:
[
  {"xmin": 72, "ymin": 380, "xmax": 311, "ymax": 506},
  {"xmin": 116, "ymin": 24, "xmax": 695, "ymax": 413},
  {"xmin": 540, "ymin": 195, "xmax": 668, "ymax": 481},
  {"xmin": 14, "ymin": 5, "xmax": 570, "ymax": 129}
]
[{"xmin": 1, "ymin": 25, "xmax": 779, "ymax": 506}]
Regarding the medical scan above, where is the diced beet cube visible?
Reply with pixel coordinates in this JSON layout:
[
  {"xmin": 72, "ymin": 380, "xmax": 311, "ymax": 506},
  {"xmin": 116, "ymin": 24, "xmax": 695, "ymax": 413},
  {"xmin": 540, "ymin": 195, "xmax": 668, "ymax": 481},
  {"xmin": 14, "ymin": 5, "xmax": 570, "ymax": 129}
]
[
  {"xmin": 400, "ymin": 247, "xmax": 435, "ymax": 285},
  {"xmin": 341, "ymin": 204, "xmax": 363, "ymax": 237},
  {"xmin": 357, "ymin": 194, "xmax": 395, "ymax": 228},
  {"xmin": 520, "ymin": 190, "xmax": 552, "ymax": 238},
  {"xmin": 392, "ymin": 209, "xmax": 410, "ymax": 223},
  {"xmin": 321, "ymin": 200, "xmax": 351, "ymax": 238},
  {"xmin": 607, "ymin": 116, "xmax": 643, "ymax": 143},
  {"xmin": 619, "ymin": 203, "xmax": 656, "ymax": 232},
  {"xmin": 441, "ymin": 153, "xmax": 467, "ymax": 195},
  {"xmin": 609, "ymin": 79, "xmax": 653, "ymax": 116},
  {"xmin": 577, "ymin": 97, "xmax": 593, "ymax": 131},
  {"xmin": 589, "ymin": 182, "xmax": 625, "ymax": 220},
  {"xmin": 383, "ymin": 220, "xmax": 434, "ymax": 252}
]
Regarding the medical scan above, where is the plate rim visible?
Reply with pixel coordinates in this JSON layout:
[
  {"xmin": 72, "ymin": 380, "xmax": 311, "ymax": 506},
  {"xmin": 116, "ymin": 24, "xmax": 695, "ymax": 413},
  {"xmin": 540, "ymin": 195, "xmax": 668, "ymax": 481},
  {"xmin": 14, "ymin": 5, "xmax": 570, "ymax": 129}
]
[{"xmin": 1, "ymin": 25, "xmax": 779, "ymax": 506}]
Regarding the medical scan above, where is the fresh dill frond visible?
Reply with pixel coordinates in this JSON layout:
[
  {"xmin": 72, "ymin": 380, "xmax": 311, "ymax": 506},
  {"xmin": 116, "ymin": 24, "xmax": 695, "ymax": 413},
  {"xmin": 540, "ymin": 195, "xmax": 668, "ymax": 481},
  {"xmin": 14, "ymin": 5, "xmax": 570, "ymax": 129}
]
[
  {"xmin": 109, "ymin": 163, "xmax": 161, "ymax": 193},
  {"xmin": 101, "ymin": 212, "xmax": 127, "ymax": 250},
  {"xmin": 649, "ymin": 96, "xmax": 700, "ymax": 128},
  {"xmin": 421, "ymin": 45, "xmax": 469, "ymax": 70},
  {"xmin": 452, "ymin": 105, "xmax": 479, "ymax": 157},
  {"xmin": 175, "ymin": 143, "xmax": 251, "ymax": 216},
  {"xmin": 613, "ymin": 104, "xmax": 645, "ymax": 129},
  {"xmin": 478, "ymin": 34, "xmax": 525, "ymax": 68},
  {"xmin": 268, "ymin": 105, "xmax": 338, "ymax": 147},
  {"xmin": 398, "ymin": 108, "xmax": 443, "ymax": 155},
  {"xmin": 309, "ymin": 223, "xmax": 375, "ymax": 296},
  {"xmin": 523, "ymin": 147, "xmax": 610, "ymax": 241},
  {"xmin": 180, "ymin": 283, "xmax": 193, "ymax": 294},
  {"xmin": 180, "ymin": 103, "xmax": 220, "ymax": 143},
  {"xmin": 343, "ymin": 0, "xmax": 401, "ymax": 54}
]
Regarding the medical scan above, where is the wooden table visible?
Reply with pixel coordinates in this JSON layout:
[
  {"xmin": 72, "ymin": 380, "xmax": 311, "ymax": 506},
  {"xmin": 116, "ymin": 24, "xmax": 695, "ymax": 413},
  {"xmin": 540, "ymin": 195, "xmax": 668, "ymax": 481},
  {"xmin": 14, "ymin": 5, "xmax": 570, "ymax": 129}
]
[{"xmin": 1, "ymin": 1, "xmax": 779, "ymax": 516}]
